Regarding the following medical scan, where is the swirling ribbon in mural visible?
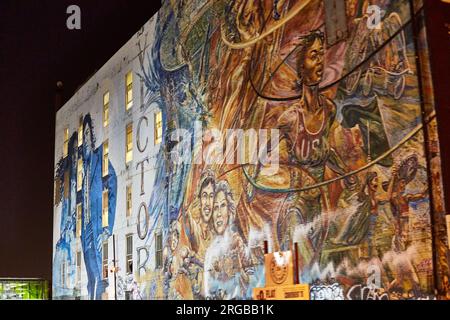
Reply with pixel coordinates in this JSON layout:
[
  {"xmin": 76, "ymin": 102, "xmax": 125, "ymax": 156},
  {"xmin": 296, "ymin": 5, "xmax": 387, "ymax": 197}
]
[
  {"xmin": 220, "ymin": 0, "xmax": 313, "ymax": 49},
  {"xmin": 247, "ymin": 7, "xmax": 423, "ymax": 102},
  {"xmin": 239, "ymin": 111, "xmax": 436, "ymax": 193}
]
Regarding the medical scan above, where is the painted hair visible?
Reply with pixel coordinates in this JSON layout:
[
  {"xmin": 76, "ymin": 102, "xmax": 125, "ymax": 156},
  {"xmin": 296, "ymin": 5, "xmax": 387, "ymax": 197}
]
[
  {"xmin": 68, "ymin": 132, "xmax": 78, "ymax": 162},
  {"xmin": 55, "ymin": 132, "xmax": 78, "ymax": 204},
  {"xmin": 213, "ymin": 180, "xmax": 236, "ymax": 221},
  {"xmin": 198, "ymin": 168, "xmax": 216, "ymax": 199},
  {"xmin": 295, "ymin": 30, "xmax": 325, "ymax": 91},
  {"xmin": 358, "ymin": 171, "xmax": 378, "ymax": 201},
  {"xmin": 82, "ymin": 113, "xmax": 96, "ymax": 149}
]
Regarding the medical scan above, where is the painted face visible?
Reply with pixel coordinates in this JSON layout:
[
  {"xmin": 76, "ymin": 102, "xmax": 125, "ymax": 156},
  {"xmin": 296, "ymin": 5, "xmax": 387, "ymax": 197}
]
[
  {"xmin": 213, "ymin": 191, "xmax": 229, "ymax": 235},
  {"xmin": 170, "ymin": 231, "xmax": 179, "ymax": 252},
  {"xmin": 200, "ymin": 182, "xmax": 214, "ymax": 223},
  {"xmin": 369, "ymin": 176, "xmax": 379, "ymax": 192},
  {"xmin": 345, "ymin": 176, "xmax": 358, "ymax": 191},
  {"xmin": 406, "ymin": 158, "xmax": 417, "ymax": 176},
  {"xmin": 83, "ymin": 125, "xmax": 92, "ymax": 158},
  {"xmin": 302, "ymin": 38, "xmax": 324, "ymax": 86}
]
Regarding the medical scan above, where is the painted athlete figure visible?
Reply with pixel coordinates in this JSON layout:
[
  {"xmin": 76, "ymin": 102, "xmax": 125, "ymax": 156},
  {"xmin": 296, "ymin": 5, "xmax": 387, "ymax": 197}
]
[
  {"xmin": 278, "ymin": 31, "xmax": 345, "ymax": 177},
  {"xmin": 276, "ymin": 31, "xmax": 348, "ymax": 254},
  {"xmin": 235, "ymin": 31, "xmax": 350, "ymax": 276}
]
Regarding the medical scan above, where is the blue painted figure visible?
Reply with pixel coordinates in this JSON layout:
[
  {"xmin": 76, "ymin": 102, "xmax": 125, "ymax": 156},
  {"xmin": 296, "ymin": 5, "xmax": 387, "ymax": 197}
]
[
  {"xmin": 80, "ymin": 114, "xmax": 117, "ymax": 300},
  {"xmin": 53, "ymin": 133, "xmax": 78, "ymax": 298}
]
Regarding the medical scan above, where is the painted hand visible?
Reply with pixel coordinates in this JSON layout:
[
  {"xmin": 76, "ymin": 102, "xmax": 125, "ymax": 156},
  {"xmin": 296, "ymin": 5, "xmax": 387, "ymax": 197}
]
[{"xmin": 96, "ymin": 230, "xmax": 111, "ymax": 252}]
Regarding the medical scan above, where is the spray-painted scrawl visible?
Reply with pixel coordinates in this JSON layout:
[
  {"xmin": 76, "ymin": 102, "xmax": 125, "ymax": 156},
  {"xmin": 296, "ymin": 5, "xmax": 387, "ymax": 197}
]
[{"xmin": 53, "ymin": 0, "xmax": 450, "ymax": 300}]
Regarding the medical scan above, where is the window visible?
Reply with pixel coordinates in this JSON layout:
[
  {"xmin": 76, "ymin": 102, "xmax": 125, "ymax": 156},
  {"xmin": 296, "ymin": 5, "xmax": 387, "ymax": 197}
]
[
  {"xmin": 126, "ymin": 123, "xmax": 133, "ymax": 164},
  {"xmin": 103, "ymin": 91, "xmax": 110, "ymax": 128},
  {"xmin": 60, "ymin": 262, "xmax": 66, "ymax": 288},
  {"xmin": 102, "ymin": 140, "xmax": 109, "ymax": 177},
  {"xmin": 155, "ymin": 233, "xmax": 163, "ymax": 269},
  {"xmin": 76, "ymin": 251, "xmax": 81, "ymax": 284},
  {"xmin": 126, "ymin": 185, "xmax": 132, "ymax": 218},
  {"xmin": 63, "ymin": 128, "xmax": 69, "ymax": 157},
  {"xmin": 61, "ymin": 261, "xmax": 68, "ymax": 288},
  {"xmin": 126, "ymin": 234, "xmax": 133, "ymax": 274},
  {"xmin": 78, "ymin": 116, "xmax": 83, "ymax": 147},
  {"xmin": 102, "ymin": 190, "xmax": 109, "ymax": 228},
  {"xmin": 76, "ymin": 204, "xmax": 82, "ymax": 238},
  {"xmin": 125, "ymin": 71, "xmax": 133, "ymax": 110},
  {"xmin": 102, "ymin": 241, "xmax": 109, "ymax": 279},
  {"xmin": 77, "ymin": 158, "xmax": 83, "ymax": 192},
  {"xmin": 154, "ymin": 111, "xmax": 162, "ymax": 145}
]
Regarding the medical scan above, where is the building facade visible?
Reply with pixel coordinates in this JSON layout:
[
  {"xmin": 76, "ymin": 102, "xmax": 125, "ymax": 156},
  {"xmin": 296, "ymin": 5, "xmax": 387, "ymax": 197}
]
[
  {"xmin": 0, "ymin": 279, "xmax": 48, "ymax": 300},
  {"xmin": 53, "ymin": 0, "xmax": 450, "ymax": 300}
]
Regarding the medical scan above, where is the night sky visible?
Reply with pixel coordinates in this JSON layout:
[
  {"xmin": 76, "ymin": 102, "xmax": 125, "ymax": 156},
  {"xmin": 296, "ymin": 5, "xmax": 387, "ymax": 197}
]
[{"xmin": 0, "ymin": 0, "xmax": 160, "ymax": 283}]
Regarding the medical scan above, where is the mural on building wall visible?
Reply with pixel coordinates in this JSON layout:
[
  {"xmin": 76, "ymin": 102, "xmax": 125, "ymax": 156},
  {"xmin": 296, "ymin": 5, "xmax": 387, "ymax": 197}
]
[
  {"xmin": 53, "ymin": 0, "xmax": 449, "ymax": 300},
  {"xmin": 54, "ymin": 114, "xmax": 117, "ymax": 299},
  {"xmin": 140, "ymin": 0, "xmax": 439, "ymax": 300}
]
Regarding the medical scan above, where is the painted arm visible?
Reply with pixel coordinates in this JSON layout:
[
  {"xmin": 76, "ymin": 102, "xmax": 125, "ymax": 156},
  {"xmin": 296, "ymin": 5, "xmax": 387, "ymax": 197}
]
[
  {"xmin": 386, "ymin": 164, "xmax": 399, "ymax": 200},
  {"xmin": 248, "ymin": 110, "xmax": 291, "ymax": 184},
  {"xmin": 405, "ymin": 190, "xmax": 428, "ymax": 203},
  {"xmin": 326, "ymin": 147, "xmax": 347, "ymax": 176},
  {"xmin": 259, "ymin": 107, "xmax": 293, "ymax": 162},
  {"xmin": 105, "ymin": 160, "xmax": 117, "ymax": 236},
  {"xmin": 326, "ymin": 100, "xmax": 348, "ymax": 176},
  {"xmin": 236, "ymin": 0, "xmax": 263, "ymax": 41},
  {"xmin": 184, "ymin": 206, "xmax": 201, "ymax": 252},
  {"xmin": 377, "ymin": 194, "xmax": 390, "ymax": 205}
]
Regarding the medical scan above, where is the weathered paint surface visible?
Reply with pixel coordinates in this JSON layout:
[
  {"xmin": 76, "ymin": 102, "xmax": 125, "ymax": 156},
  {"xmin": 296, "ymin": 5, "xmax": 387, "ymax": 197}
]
[{"xmin": 53, "ymin": 0, "xmax": 450, "ymax": 300}]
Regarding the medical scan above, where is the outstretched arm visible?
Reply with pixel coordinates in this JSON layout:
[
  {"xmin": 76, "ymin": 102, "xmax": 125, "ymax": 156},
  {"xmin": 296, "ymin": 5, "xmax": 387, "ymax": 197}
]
[
  {"xmin": 326, "ymin": 147, "xmax": 347, "ymax": 176},
  {"xmin": 326, "ymin": 99, "xmax": 347, "ymax": 176},
  {"xmin": 183, "ymin": 206, "xmax": 201, "ymax": 252},
  {"xmin": 406, "ymin": 189, "xmax": 428, "ymax": 203},
  {"xmin": 235, "ymin": 0, "xmax": 264, "ymax": 41},
  {"xmin": 105, "ymin": 160, "xmax": 117, "ymax": 236}
]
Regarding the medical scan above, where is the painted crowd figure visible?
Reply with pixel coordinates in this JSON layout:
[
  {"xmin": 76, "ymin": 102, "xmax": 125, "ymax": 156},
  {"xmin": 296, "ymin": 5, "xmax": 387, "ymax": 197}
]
[
  {"xmin": 389, "ymin": 155, "xmax": 428, "ymax": 251},
  {"xmin": 176, "ymin": 169, "xmax": 263, "ymax": 299},
  {"xmin": 204, "ymin": 180, "xmax": 254, "ymax": 299},
  {"xmin": 80, "ymin": 114, "xmax": 117, "ymax": 300}
]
